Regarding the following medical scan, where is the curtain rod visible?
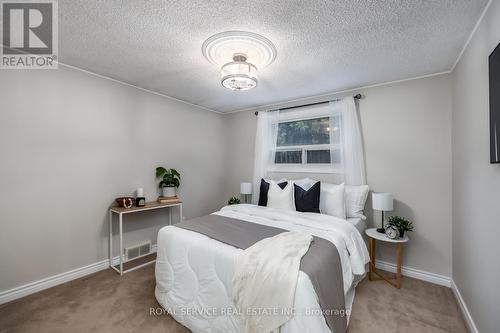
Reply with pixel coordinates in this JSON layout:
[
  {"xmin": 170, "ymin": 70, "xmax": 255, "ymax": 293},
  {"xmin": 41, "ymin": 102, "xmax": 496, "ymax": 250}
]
[{"xmin": 254, "ymin": 94, "xmax": 363, "ymax": 116}]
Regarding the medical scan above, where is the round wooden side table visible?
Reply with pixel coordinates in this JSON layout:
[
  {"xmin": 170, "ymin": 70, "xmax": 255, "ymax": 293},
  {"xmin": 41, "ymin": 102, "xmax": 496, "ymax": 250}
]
[{"xmin": 365, "ymin": 228, "xmax": 409, "ymax": 289}]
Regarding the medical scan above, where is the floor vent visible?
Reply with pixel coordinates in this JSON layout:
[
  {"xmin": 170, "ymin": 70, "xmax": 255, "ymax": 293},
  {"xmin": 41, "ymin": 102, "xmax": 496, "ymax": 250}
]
[{"xmin": 125, "ymin": 241, "xmax": 151, "ymax": 260}]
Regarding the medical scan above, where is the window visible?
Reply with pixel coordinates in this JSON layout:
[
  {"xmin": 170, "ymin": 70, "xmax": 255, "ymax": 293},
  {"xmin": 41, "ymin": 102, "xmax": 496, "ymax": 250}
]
[
  {"xmin": 254, "ymin": 97, "xmax": 365, "ymax": 184},
  {"xmin": 270, "ymin": 105, "xmax": 343, "ymax": 172}
]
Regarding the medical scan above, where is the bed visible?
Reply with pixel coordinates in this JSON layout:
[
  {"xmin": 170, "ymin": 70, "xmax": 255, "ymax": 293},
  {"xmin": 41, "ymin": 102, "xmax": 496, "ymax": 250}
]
[{"xmin": 155, "ymin": 204, "xmax": 369, "ymax": 333}]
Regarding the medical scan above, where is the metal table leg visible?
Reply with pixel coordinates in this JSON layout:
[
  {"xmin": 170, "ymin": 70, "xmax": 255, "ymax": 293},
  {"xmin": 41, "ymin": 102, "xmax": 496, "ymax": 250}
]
[
  {"xmin": 109, "ymin": 211, "xmax": 113, "ymax": 267},
  {"xmin": 119, "ymin": 213, "xmax": 123, "ymax": 275}
]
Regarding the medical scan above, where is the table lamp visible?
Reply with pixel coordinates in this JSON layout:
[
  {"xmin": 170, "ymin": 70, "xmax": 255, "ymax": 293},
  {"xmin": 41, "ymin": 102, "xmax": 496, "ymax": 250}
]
[
  {"xmin": 372, "ymin": 192, "xmax": 394, "ymax": 233},
  {"xmin": 240, "ymin": 182, "xmax": 252, "ymax": 203}
]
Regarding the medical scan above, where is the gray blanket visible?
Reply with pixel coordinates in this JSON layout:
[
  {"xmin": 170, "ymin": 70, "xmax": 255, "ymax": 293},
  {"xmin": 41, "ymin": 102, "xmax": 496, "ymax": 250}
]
[{"xmin": 175, "ymin": 214, "xmax": 346, "ymax": 333}]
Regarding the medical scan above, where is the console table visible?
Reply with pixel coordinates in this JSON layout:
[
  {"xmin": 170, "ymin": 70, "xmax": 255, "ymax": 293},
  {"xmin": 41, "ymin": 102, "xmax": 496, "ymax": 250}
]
[{"xmin": 108, "ymin": 201, "xmax": 182, "ymax": 275}]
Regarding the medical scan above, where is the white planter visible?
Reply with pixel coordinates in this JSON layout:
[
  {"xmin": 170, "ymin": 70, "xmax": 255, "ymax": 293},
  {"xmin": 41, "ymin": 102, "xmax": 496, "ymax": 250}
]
[{"xmin": 162, "ymin": 186, "xmax": 176, "ymax": 198}]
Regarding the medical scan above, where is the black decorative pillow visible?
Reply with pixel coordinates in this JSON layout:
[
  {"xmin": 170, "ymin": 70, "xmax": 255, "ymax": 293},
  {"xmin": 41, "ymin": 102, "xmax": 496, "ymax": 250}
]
[
  {"xmin": 294, "ymin": 181, "xmax": 321, "ymax": 213},
  {"xmin": 258, "ymin": 179, "xmax": 288, "ymax": 206}
]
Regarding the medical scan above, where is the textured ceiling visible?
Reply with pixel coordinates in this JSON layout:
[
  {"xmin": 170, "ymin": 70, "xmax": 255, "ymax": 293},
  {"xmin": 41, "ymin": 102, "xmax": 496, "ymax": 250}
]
[{"xmin": 59, "ymin": 0, "xmax": 488, "ymax": 113}]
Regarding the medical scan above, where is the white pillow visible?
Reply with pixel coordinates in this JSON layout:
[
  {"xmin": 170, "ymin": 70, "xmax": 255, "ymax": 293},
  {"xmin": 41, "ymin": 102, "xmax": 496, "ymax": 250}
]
[
  {"xmin": 267, "ymin": 180, "xmax": 295, "ymax": 211},
  {"xmin": 292, "ymin": 177, "xmax": 317, "ymax": 191},
  {"xmin": 345, "ymin": 185, "xmax": 370, "ymax": 220},
  {"xmin": 319, "ymin": 183, "xmax": 346, "ymax": 218}
]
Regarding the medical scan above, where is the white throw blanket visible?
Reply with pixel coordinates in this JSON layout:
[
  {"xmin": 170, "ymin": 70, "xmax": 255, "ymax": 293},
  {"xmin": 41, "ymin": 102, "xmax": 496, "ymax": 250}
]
[
  {"xmin": 218, "ymin": 204, "xmax": 370, "ymax": 292},
  {"xmin": 232, "ymin": 231, "xmax": 313, "ymax": 333}
]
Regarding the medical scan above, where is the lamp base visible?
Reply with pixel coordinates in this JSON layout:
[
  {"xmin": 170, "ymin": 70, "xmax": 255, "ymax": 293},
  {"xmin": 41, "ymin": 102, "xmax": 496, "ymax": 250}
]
[
  {"xmin": 243, "ymin": 194, "xmax": 250, "ymax": 204},
  {"xmin": 377, "ymin": 211, "xmax": 386, "ymax": 233}
]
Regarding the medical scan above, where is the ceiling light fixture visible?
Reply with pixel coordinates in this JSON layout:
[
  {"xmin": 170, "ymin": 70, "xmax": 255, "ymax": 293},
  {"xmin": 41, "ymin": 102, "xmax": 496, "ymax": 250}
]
[
  {"xmin": 202, "ymin": 31, "xmax": 277, "ymax": 91},
  {"xmin": 220, "ymin": 54, "xmax": 257, "ymax": 91}
]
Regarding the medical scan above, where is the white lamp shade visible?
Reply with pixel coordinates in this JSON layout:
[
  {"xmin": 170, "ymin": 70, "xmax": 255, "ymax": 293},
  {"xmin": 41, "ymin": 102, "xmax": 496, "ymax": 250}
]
[
  {"xmin": 240, "ymin": 182, "xmax": 252, "ymax": 195},
  {"xmin": 372, "ymin": 192, "xmax": 394, "ymax": 211}
]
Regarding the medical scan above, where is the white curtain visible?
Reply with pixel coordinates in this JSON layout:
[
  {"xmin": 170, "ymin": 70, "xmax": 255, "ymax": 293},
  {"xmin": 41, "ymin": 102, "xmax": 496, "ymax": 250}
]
[
  {"xmin": 252, "ymin": 110, "xmax": 280, "ymax": 204},
  {"xmin": 251, "ymin": 97, "xmax": 365, "ymax": 203},
  {"xmin": 330, "ymin": 97, "xmax": 366, "ymax": 185}
]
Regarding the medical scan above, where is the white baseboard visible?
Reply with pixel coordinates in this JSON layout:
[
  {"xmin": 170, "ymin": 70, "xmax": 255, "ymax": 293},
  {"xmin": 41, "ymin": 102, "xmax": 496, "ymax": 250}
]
[
  {"xmin": 375, "ymin": 261, "xmax": 477, "ymax": 332},
  {"xmin": 0, "ymin": 259, "xmax": 110, "ymax": 305},
  {"xmin": 451, "ymin": 280, "xmax": 479, "ymax": 333},
  {"xmin": 375, "ymin": 259, "xmax": 451, "ymax": 287},
  {"xmin": 0, "ymin": 245, "xmax": 157, "ymax": 305},
  {"xmin": 0, "ymin": 250, "xmax": 456, "ymax": 306}
]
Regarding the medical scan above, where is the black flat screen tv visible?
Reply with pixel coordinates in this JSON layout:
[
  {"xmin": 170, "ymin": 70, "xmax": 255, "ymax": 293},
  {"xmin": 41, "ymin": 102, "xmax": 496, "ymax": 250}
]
[{"xmin": 490, "ymin": 42, "xmax": 500, "ymax": 164}]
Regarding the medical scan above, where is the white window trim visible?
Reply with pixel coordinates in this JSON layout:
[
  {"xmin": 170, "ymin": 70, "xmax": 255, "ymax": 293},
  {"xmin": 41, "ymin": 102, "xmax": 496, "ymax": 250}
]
[{"xmin": 269, "ymin": 108, "xmax": 343, "ymax": 174}]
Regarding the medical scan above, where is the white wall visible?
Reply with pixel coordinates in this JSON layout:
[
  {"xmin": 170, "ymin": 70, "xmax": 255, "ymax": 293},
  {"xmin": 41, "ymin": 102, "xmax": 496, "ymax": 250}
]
[
  {"xmin": 0, "ymin": 65, "xmax": 227, "ymax": 292},
  {"xmin": 224, "ymin": 74, "xmax": 453, "ymax": 277},
  {"xmin": 452, "ymin": 1, "xmax": 500, "ymax": 332}
]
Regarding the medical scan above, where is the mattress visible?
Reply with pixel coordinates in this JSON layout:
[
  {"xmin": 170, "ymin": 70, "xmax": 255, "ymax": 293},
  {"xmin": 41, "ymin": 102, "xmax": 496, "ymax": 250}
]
[
  {"xmin": 347, "ymin": 217, "xmax": 367, "ymax": 234},
  {"xmin": 155, "ymin": 205, "xmax": 369, "ymax": 333}
]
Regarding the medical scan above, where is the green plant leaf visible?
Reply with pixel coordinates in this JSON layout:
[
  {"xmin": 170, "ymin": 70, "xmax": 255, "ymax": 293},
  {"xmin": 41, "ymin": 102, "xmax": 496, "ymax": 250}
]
[
  {"xmin": 156, "ymin": 167, "xmax": 168, "ymax": 178},
  {"xmin": 173, "ymin": 178, "xmax": 180, "ymax": 188},
  {"xmin": 228, "ymin": 196, "xmax": 241, "ymax": 205},
  {"xmin": 387, "ymin": 215, "xmax": 414, "ymax": 232},
  {"xmin": 171, "ymin": 168, "xmax": 181, "ymax": 180},
  {"xmin": 156, "ymin": 167, "xmax": 181, "ymax": 188}
]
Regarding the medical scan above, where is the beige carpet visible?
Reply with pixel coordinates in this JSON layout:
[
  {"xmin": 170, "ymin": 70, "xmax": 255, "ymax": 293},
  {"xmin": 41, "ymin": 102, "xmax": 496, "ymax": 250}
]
[{"xmin": 0, "ymin": 265, "xmax": 466, "ymax": 333}]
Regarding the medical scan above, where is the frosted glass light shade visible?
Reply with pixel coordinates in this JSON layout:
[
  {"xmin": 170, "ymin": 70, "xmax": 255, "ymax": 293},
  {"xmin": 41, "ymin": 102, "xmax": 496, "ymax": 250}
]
[
  {"xmin": 240, "ymin": 182, "xmax": 252, "ymax": 195},
  {"xmin": 221, "ymin": 61, "xmax": 257, "ymax": 90},
  {"xmin": 372, "ymin": 192, "xmax": 394, "ymax": 211}
]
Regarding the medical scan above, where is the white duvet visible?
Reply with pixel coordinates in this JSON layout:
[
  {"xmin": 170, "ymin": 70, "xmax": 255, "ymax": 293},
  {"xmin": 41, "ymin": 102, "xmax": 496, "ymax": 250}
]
[{"xmin": 155, "ymin": 204, "xmax": 370, "ymax": 333}]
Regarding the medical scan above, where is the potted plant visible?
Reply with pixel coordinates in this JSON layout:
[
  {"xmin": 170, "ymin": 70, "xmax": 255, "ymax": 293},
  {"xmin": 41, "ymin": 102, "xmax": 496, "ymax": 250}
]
[
  {"xmin": 227, "ymin": 197, "xmax": 241, "ymax": 205},
  {"xmin": 387, "ymin": 216, "xmax": 414, "ymax": 238},
  {"xmin": 156, "ymin": 167, "xmax": 181, "ymax": 198}
]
